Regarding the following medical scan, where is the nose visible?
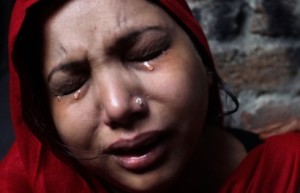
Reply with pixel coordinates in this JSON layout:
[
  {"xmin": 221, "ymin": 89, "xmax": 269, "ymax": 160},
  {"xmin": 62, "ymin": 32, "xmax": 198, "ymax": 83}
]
[{"xmin": 99, "ymin": 70, "xmax": 147, "ymax": 128}]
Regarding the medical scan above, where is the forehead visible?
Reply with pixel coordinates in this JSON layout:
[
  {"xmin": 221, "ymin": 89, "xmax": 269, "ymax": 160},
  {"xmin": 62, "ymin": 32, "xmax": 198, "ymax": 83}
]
[
  {"xmin": 43, "ymin": 0, "xmax": 177, "ymax": 63},
  {"xmin": 45, "ymin": 0, "xmax": 174, "ymax": 42}
]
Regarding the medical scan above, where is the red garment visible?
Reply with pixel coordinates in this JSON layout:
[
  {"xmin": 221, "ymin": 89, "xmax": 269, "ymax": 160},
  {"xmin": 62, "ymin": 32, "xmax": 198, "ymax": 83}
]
[
  {"xmin": 219, "ymin": 133, "xmax": 300, "ymax": 193},
  {"xmin": 1, "ymin": 0, "xmax": 221, "ymax": 192},
  {"xmin": 3, "ymin": 0, "xmax": 300, "ymax": 193}
]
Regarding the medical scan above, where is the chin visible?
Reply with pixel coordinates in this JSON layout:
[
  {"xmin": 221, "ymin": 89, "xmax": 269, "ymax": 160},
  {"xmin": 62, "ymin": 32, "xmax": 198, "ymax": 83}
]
[
  {"xmin": 92, "ymin": 159, "xmax": 182, "ymax": 193},
  {"xmin": 111, "ymin": 171, "xmax": 176, "ymax": 193}
]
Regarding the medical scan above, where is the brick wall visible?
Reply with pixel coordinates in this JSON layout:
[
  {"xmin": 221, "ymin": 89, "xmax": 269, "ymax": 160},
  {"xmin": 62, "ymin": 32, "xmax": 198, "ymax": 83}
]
[{"xmin": 188, "ymin": 0, "xmax": 300, "ymax": 130}]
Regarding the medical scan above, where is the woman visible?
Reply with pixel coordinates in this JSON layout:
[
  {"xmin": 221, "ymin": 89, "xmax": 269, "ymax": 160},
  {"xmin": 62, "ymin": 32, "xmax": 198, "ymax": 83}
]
[{"xmin": 1, "ymin": 0, "xmax": 299, "ymax": 193}]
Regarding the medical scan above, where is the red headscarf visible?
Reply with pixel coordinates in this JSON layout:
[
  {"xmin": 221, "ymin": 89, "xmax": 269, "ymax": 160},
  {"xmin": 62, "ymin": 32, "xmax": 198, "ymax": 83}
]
[
  {"xmin": 1, "ymin": 0, "xmax": 222, "ymax": 192},
  {"xmin": 4, "ymin": 1, "xmax": 300, "ymax": 193}
]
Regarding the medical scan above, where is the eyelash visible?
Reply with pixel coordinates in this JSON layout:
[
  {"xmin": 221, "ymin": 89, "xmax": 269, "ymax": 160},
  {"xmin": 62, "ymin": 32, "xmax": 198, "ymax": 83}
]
[
  {"xmin": 52, "ymin": 39, "xmax": 170, "ymax": 97},
  {"xmin": 125, "ymin": 39, "xmax": 170, "ymax": 63},
  {"xmin": 54, "ymin": 75, "xmax": 89, "ymax": 97},
  {"xmin": 131, "ymin": 48, "xmax": 167, "ymax": 62}
]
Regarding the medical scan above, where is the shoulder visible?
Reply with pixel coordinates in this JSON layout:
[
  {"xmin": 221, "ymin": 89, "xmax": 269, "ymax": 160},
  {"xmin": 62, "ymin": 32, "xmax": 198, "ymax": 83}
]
[
  {"xmin": 238, "ymin": 132, "xmax": 300, "ymax": 168},
  {"xmin": 219, "ymin": 132, "xmax": 300, "ymax": 193},
  {"xmin": 257, "ymin": 132, "xmax": 300, "ymax": 171},
  {"xmin": 0, "ymin": 143, "xmax": 32, "ymax": 193},
  {"xmin": 263, "ymin": 132, "xmax": 300, "ymax": 151},
  {"xmin": 258, "ymin": 132, "xmax": 300, "ymax": 166}
]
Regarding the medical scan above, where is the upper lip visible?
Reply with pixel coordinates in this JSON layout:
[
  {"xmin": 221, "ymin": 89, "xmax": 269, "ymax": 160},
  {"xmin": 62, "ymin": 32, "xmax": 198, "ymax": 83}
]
[{"xmin": 103, "ymin": 130, "xmax": 170, "ymax": 155}]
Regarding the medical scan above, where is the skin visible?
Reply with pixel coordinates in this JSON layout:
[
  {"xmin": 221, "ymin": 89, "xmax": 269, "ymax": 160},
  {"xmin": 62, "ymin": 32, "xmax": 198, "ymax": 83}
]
[{"xmin": 43, "ymin": 0, "xmax": 211, "ymax": 192}]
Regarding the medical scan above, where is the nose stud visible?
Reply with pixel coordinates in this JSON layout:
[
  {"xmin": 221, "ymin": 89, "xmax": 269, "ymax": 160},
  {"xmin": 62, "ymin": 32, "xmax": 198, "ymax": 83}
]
[{"xmin": 135, "ymin": 97, "xmax": 144, "ymax": 106}]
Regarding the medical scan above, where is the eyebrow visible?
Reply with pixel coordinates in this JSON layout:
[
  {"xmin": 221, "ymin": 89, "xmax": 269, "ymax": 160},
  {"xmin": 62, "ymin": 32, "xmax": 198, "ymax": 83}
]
[
  {"xmin": 109, "ymin": 25, "xmax": 168, "ymax": 53},
  {"xmin": 47, "ymin": 26, "xmax": 168, "ymax": 82},
  {"xmin": 117, "ymin": 26, "xmax": 166, "ymax": 43}
]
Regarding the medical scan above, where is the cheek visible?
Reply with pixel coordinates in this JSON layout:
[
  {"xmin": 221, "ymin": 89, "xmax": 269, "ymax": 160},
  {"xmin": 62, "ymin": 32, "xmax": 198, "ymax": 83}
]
[
  {"xmin": 147, "ymin": 53, "xmax": 209, "ymax": 119},
  {"xmin": 49, "ymin": 98, "xmax": 99, "ymax": 148}
]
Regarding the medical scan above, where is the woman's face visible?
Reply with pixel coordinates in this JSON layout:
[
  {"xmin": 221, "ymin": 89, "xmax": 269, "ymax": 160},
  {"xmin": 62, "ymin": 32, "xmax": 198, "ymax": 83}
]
[{"xmin": 43, "ymin": 0, "xmax": 209, "ymax": 192}]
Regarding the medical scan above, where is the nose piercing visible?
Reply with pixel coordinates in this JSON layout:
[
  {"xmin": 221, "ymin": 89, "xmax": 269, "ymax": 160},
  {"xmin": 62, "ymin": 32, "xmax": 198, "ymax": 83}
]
[
  {"xmin": 135, "ymin": 97, "xmax": 144, "ymax": 106},
  {"xmin": 73, "ymin": 90, "xmax": 81, "ymax": 100},
  {"xmin": 143, "ymin": 61, "xmax": 154, "ymax": 71}
]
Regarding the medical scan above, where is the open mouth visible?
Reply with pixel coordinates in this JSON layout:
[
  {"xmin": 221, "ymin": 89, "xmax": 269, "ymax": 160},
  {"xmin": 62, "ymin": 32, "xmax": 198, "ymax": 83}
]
[{"xmin": 104, "ymin": 131, "xmax": 171, "ymax": 172}]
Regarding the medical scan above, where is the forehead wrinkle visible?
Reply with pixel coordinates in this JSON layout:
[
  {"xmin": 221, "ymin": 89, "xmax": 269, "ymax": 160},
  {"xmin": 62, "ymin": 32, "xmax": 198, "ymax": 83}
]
[
  {"xmin": 81, "ymin": 2, "xmax": 128, "ymax": 60},
  {"xmin": 48, "ymin": 43, "xmax": 67, "ymax": 66},
  {"xmin": 46, "ymin": 0, "xmax": 172, "ymax": 67},
  {"xmin": 106, "ymin": 0, "xmax": 155, "ymax": 36},
  {"xmin": 108, "ymin": 0, "xmax": 132, "ymax": 29},
  {"xmin": 59, "ymin": 44, "xmax": 67, "ymax": 55},
  {"xmin": 98, "ymin": 4, "xmax": 165, "ymax": 49},
  {"xmin": 113, "ymin": 2, "xmax": 127, "ymax": 31}
]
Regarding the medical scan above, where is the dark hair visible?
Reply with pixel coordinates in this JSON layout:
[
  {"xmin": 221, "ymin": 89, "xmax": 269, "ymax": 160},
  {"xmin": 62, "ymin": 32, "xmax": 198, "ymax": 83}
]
[
  {"xmin": 13, "ymin": 0, "xmax": 239, "ymax": 156},
  {"xmin": 155, "ymin": 1, "xmax": 239, "ymax": 127},
  {"xmin": 13, "ymin": 1, "xmax": 71, "ymax": 155}
]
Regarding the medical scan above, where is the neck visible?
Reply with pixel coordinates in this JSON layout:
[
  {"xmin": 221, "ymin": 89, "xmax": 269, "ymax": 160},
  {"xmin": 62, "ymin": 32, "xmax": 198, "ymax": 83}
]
[
  {"xmin": 169, "ymin": 127, "xmax": 247, "ymax": 193},
  {"xmin": 168, "ymin": 137, "xmax": 209, "ymax": 193}
]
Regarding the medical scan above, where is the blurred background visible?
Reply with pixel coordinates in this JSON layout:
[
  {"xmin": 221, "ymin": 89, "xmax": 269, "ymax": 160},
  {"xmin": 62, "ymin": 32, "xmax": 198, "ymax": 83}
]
[
  {"xmin": 188, "ymin": 0, "xmax": 300, "ymax": 130},
  {"xmin": 1, "ymin": 0, "xmax": 300, "ymax": 159}
]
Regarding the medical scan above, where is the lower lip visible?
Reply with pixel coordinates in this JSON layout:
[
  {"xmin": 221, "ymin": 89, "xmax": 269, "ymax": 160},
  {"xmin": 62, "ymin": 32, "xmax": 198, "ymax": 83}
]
[{"xmin": 112, "ymin": 140, "xmax": 168, "ymax": 172}]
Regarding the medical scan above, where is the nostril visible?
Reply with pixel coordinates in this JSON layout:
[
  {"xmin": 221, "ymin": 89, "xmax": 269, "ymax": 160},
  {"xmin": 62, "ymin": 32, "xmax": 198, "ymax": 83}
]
[
  {"xmin": 108, "ymin": 110, "xmax": 149, "ymax": 130},
  {"xmin": 102, "ymin": 96, "xmax": 149, "ymax": 129}
]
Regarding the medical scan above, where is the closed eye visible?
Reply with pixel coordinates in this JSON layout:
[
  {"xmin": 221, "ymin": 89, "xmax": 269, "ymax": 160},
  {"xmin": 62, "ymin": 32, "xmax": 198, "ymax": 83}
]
[
  {"xmin": 50, "ymin": 75, "xmax": 89, "ymax": 96},
  {"xmin": 124, "ymin": 32, "xmax": 171, "ymax": 63},
  {"xmin": 47, "ymin": 60, "xmax": 90, "ymax": 96}
]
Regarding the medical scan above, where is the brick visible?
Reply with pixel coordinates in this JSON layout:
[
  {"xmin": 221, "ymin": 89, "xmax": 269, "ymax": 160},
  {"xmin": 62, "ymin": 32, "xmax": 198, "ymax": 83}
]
[
  {"xmin": 188, "ymin": 0, "xmax": 300, "ymax": 131},
  {"xmin": 215, "ymin": 48, "xmax": 292, "ymax": 92},
  {"xmin": 250, "ymin": 0, "xmax": 300, "ymax": 36},
  {"xmin": 188, "ymin": 0, "xmax": 245, "ymax": 40},
  {"xmin": 240, "ymin": 96, "xmax": 300, "ymax": 130}
]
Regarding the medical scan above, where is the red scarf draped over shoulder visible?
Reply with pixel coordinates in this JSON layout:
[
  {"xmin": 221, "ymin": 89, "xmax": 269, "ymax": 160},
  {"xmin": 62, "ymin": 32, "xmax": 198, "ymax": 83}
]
[{"xmin": 219, "ymin": 132, "xmax": 300, "ymax": 193}]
